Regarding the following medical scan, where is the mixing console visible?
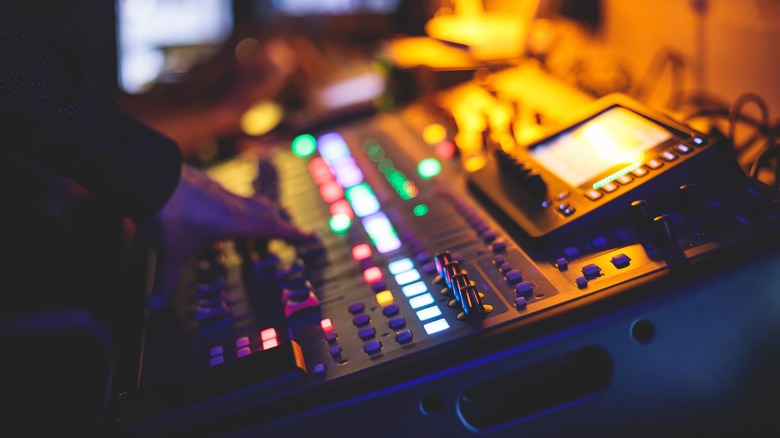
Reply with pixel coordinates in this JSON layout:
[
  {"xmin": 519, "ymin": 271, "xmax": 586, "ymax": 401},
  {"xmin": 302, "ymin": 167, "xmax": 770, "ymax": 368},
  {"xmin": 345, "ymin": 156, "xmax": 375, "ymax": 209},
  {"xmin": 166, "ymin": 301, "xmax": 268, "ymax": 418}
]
[{"xmin": 115, "ymin": 70, "xmax": 780, "ymax": 436}]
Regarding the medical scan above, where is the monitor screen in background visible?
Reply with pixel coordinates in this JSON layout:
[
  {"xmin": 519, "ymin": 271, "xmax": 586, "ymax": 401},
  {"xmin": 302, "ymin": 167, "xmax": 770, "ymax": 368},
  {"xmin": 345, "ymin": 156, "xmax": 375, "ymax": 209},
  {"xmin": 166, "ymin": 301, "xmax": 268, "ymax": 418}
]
[{"xmin": 116, "ymin": 0, "xmax": 234, "ymax": 94}]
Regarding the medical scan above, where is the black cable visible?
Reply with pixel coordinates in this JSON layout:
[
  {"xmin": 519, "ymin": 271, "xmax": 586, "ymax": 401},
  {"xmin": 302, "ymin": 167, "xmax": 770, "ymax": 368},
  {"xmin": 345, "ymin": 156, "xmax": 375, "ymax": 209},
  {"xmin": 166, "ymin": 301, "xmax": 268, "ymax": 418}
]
[{"xmin": 728, "ymin": 92, "xmax": 770, "ymax": 153}]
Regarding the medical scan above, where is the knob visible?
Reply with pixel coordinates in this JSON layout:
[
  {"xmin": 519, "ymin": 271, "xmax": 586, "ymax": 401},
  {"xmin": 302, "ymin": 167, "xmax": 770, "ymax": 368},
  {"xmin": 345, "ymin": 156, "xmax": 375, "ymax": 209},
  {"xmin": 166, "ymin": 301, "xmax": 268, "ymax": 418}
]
[
  {"xmin": 443, "ymin": 261, "xmax": 462, "ymax": 291},
  {"xmin": 679, "ymin": 183, "xmax": 702, "ymax": 215},
  {"xmin": 449, "ymin": 273, "xmax": 473, "ymax": 306},
  {"xmin": 434, "ymin": 251, "xmax": 453, "ymax": 278},
  {"xmin": 457, "ymin": 285, "xmax": 493, "ymax": 320},
  {"xmin": 653, "ymin": 215, "xmax": 677, "ymax": 247},
  {"xmin": 631, "ymin": 199, "xmax": 653, "ymax": 232}
]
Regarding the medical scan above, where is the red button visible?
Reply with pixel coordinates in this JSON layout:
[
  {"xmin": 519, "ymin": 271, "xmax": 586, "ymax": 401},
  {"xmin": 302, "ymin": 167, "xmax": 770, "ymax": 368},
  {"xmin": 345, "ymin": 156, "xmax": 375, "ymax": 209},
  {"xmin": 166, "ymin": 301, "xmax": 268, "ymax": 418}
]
[
  {"xmin": 352, "ymin": 244, "xmax": 372, "ymax": 261},
  {"xmin": 363, "ymin": 266, "xmax": 383, "ymax": 284}
]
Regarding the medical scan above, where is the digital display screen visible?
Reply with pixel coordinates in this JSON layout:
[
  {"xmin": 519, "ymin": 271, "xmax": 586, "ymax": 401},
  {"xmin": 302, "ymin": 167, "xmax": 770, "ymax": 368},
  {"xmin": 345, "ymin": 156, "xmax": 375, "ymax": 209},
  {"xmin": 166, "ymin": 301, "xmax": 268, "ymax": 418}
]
[
  {"xmin": 530, "ymin": 107, "xmax": 673, "ymax": 187},
  {"xmin": 116, "ymin": 0, "xmax": 233, "ymax": 94}
]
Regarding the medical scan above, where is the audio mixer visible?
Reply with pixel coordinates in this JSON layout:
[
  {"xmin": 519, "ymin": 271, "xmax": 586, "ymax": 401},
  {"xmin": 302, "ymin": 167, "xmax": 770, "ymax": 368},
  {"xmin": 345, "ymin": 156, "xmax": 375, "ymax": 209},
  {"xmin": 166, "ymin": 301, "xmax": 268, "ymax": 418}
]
[{"xmin": 114, "ymin": 88, "xmax": 780, "ymax": 436}]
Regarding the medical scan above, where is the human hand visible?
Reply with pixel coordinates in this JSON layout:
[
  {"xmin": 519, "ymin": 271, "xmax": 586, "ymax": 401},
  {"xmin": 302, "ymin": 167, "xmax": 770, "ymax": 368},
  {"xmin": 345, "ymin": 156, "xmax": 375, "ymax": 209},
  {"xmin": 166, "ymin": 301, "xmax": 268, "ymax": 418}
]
[{"xmin": 142, "ymin": 164, "xmax": 311, "ymax": 310}]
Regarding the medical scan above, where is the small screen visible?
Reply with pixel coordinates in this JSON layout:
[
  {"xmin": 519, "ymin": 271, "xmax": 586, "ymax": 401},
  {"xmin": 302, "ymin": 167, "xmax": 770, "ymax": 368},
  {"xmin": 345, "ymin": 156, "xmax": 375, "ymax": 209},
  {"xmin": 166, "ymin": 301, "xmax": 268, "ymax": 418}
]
[
  {"xmin": 116, "ymin": 0, "xmax": 233, "ymax": 94},
  {"xmin": 530, "ymin": 107, "xmax": 672, "ymax": 187}
]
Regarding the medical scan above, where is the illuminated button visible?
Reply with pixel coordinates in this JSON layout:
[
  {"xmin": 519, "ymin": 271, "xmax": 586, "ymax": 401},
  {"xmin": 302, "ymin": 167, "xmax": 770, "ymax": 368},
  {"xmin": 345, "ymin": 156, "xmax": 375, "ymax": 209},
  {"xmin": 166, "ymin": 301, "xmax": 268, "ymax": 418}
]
[
  {"xmin": 376, "ymin": 290, "xmax": 394, "ymax": 307},
  {"xmin": 563, "ymin": 246, "xmax": 580, "ymax": 259},
  {"xmin": 631, "ymin": 167, "xmax": 649, "ymax": 178},
  {"xmin": 395, "ymin": 269, "xmax": 421, "ymax": 286},
  {"xmin": 416, "ymin": 306, "xmax": 442, "ymax": 322},
  {"xmin": 692, "ymin": 137, "xmax": 705, "ymax": 145},
  {"xmin": 409, "ymin": 293, "xmax": 435, "ymax": 309},
  {"xmin": 418, "ymin": 158, "xmax": 442, "ymax": 179},
  {"xmin": 320, "ymin": 318, "xmax": 334, "ymax": 333},
  {"xmin": 601, "ymin": 182, "xmax": 618, "ymax": 193},
  {"xmin": 209, "ymin": 346, "xmax": 223, "ymax": 357},
  {"xmin": 576, "ymin": 276, "xmax": 588, "ymax": 289},
  {"xmin": 352, "ymin": 244, "xmax": 372, "ymax": 261},
  {"xmin": 329, "ymin": 214, "xmax": 351, "ymax": 234},
  {"xmin": 359, "ymin": 326, "xmax": 376, "ymax": 340},
  {"xmin": 585, "ymin": 189, "xmax": 603, "ymax": 201},
  {"xmin": 317, "ymin": 133, "xmax": 350, "ymax": 163},
  {"xmin": 413, "ymin": 204, "xmax": 429, "ymax": 217},
  {"xmin": 236, "ymin": 336, "xmax": 250, "ymax": 349},
  {"xmin": 435, "ymin": 140, "xmax": 456, "ymax": 159},
  {"xmin": 363, "ymin": 266, "xmax": 383, "ymax": 284},
  {"xmin": 423, "ymin": 319, "xmax": 450, "ymax": 335},
  {"xmin": 515, "ymin": 297, "xmax": 527, "ymax": 310},
  {"xmin": 331, "ymin": 158, "xmax": 364, "ymax": 188},
  {"xmin": 292, "ymin": 134, "xmax": 317, "ymax": 157},
  {"xmin": 210, "ymin": 356, "xmax": 224, "ymax": 366},
  {"xmin": 388, "ymin": 258, "xmax": 414, "ymax": 275},
  {"xmin": 313, "ymin": 363, "xmax": 326, "ymax": 374},
  {"xmin": 262, "ymin": 338, "xmax": 279, "ymax": 350},
  {"xmin": 646, "ymin": 159, "xmax": 663, "ymax": 169},
  {"xmin": 515, "ymin": 281, "xmax": 533, "ymax": 297},
  {"xmin": 557, "ymin": 191, "xmax": 570, "ymax": 200},
  {"xmin": 347, "ymin": 188, "xmax": 380, "ymax": 217},
  {"xmin": 505, "ymin": 270, "xmax": 523, "ymax": 285},
  {"xmin": 389, "ymin": 316, "xmax": 406, "ymax": 330},
  {"xmin": 661, "ymin": 151, "xmax": 678, "ymax": 162},
  {"xmin": 329, "ymin": 345, "xmax": 342, "ymax": 356},
  {"xmin": 364, "ymin": 339, "xmax": 382, "ymax": 354},
  {"xmin": 383, "ymin": 304, "xmax": 400, "ymax": 317},
  {"xmin": 617, "ymin": 174, "xmax": 633, "ymax": 185},
  {"xmin": 402, "ymin": 281, "xmax": 428, "ymax": 298},
  {"xmin": 353, "ymin": 314, "xmax": 370, "ymax": 327},
  {"xmin": 582, "ymin": 264, "xmax": 602, "ymax": 279},
  {"xmin": 308, "ymin": 158, "xmax": 334, "ymax": 185},
  {"xmin": 320, "ymin": 182, "xmax": 344, "ymax": 203},
  {"xmin": 260, "ymin": 328, "xmax": 277, "ymax": 342},
  {"xmin": 395, "ymin": 329, "xmax": 414, "ymax": 344},
  {"xmin": 675, "ymin": 144, "xmax": 692, "ymax": 154},
  {"xmin": 236, "ymin": 347, "xmax": 251, "ymax": 358},
  {"xmin": 330, "ymin": 199, "xmax": 354, "ymax": 219},
  {"xmin": 362, "ymin": 213, "xmax": 402, "ymax": 254},
  {"xmin": 611, "ymin": 253, "xmax": 631, "ymax": 269},
  {"xmin": 348, "ymin": 301, "xmax": 365, "ymax": 314}
]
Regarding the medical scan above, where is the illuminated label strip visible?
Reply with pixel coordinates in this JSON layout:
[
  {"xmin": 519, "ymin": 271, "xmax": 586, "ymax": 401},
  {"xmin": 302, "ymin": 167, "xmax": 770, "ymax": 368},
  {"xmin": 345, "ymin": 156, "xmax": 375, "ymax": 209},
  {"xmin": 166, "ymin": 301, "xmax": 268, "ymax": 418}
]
[
  {"xmin": 389, "ymin": 257, "xmax": 450, "ymax": 335},
  {"xmin": 592, "ymin": 161, "xmax": 643, "ymax": 190}
]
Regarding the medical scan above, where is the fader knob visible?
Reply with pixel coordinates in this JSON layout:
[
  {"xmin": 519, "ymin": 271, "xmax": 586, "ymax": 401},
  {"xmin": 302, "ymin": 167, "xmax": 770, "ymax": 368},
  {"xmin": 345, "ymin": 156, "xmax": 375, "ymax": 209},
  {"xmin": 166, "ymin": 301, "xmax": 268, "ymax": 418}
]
[
  {"xmin": 449, "ymin": 273, "xmax": 473, "ymax": 306},
  {"xmin": 457, "ymin": 285, "xmax": 493, "ymax": 321},
  {"xmin": 653, "ymin": 215, "xmax": 677, "ymax": 247},
  {"xmin": 443, "ymin": 262, "xmax": 462, "ymax": 291},
  {"xmin": 631, "ymin": 200, "xmax": 654, "ymax": 232},
  {"xmin": 434, "ymin": 251, "xmax": 453, "ymax": 278},
  {"xmin": 679, "ymin": 183, "xmax": 702, "ymax": 215}
]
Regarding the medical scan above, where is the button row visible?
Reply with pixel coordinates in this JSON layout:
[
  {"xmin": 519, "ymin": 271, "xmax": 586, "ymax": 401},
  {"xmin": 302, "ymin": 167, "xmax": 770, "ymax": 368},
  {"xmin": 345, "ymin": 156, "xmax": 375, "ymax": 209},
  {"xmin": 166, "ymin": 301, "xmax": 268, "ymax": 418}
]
[
  {"xmin": 491, "ymin": 254, "xmax": 535, "ymax": 311},
  {"xmin": 209, "ymin": 327, "xmax": 279, "ymax": 367}
]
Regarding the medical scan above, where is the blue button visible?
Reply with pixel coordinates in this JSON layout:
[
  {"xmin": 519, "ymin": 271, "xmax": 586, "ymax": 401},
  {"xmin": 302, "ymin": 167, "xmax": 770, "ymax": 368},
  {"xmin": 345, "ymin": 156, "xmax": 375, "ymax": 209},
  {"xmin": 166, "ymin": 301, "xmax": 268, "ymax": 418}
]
[
  {"xmin": 611, "ymin": 253, "xmax": 631, "ymax": 269},
  {"xmin": 348, "ymin": 301, "xmax": 364, "ymax": 314},
  {"xmin": 325, "ymin": 332, "xmax": 338, "ymax": 343},
  {"xmin": 582, "ymin": 264, "xmax": 601, "ymax": 279},
  {"xmin": 505, "ymin": 269, "xmax": 523, "ymax": 284},
  {"xmin": 556, "ymin": 257, "xmax": 568, "ymax": 271},
  {"xmin": 563, "ymin": 246, "xmax": 580, "ymax": 259},
  {"xmin": 210, "ymin": 356, "xmax": 224, "ymax": 366},
  {"xmin": 592, "ymin": 236, "xmax": 608, "ymax": 247},
  {"xmin": 389, "ymin": 316, "xmax": 406, "ymax": 330},
  {"xmin": 515, "ymin": 297, "xmax": 527, "ymax": 310},
  {"xmin": 515, "ymin": 281, "xmax": 533, "ymax": 297},
  {"xmin": 353, "ymin": 314, "xmax": 370, "ymax": 326},
  {"xmin": 364, "ymin": 339, "xmax": 382, "ymax": 354},
  {"xmin": 576, "ymin": 276, "xmax": 588, "ymax": 289},
  {"xmin": 500, "ymin": 262, "xmax": 512, "ymax": 273},
  {"xmin": 358, "ymin": 326, "xmax": 376, "ymax": 340},
  {"xmin": 314, "ymin": 363, "xmax": 326, "ymax": 374},
  {"xmin": 383, "ymin": 304, "xmax": 400, "ymax": 317},
  {"xmin": 329, "ymin": 345, "xmax": 342, "ymax": 356},
  {"xmin": 395, "ymin": 329, "xmax": 413, "ymax": 344},
  {"xmin": 491, "ymin": 239, "xmax": 506, "ymax": 253}
]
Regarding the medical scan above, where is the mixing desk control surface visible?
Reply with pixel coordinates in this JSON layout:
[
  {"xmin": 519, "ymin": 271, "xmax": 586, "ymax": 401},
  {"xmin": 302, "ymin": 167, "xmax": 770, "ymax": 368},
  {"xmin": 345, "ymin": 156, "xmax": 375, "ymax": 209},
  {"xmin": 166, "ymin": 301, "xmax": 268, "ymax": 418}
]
[{"xmin": 116, "ymin": 89, "xmax": 780, "ymax": 436}]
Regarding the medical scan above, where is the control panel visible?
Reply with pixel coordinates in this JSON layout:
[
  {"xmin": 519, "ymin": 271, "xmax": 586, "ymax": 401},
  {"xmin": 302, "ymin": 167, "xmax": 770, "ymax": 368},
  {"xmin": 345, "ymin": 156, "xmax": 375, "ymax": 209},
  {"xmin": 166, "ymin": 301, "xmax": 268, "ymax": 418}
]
[{"xmin": 115, "ymin": 92, "xmax": 780, "ymax": 436}]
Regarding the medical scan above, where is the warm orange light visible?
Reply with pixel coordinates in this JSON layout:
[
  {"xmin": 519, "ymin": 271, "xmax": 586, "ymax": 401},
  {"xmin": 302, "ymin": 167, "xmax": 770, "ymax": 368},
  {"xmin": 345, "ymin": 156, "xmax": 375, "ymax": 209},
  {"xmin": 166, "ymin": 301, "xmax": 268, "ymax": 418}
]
[
  {"xmin": 464, "ymin": 155, "xmax": 487, "ymax": 172},
  {"xmin": 240, "ymin": 100, "xmax": 284, "ymax": 136},
  {"xmin": 423, "ymin": 123, "xmax": 447, "ymax": 145}
]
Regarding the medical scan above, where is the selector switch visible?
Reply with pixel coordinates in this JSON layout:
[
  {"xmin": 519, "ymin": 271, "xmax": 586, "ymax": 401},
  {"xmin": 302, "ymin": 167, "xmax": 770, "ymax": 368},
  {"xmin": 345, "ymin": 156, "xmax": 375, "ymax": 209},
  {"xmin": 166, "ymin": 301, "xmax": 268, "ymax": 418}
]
[
  {"xmin": 631, "ymin": 200, "xmax": 654, "ymax": 232},
  {"xmin": 653, "ymin": 215, "xmax": 678, "ymax": 247}
]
